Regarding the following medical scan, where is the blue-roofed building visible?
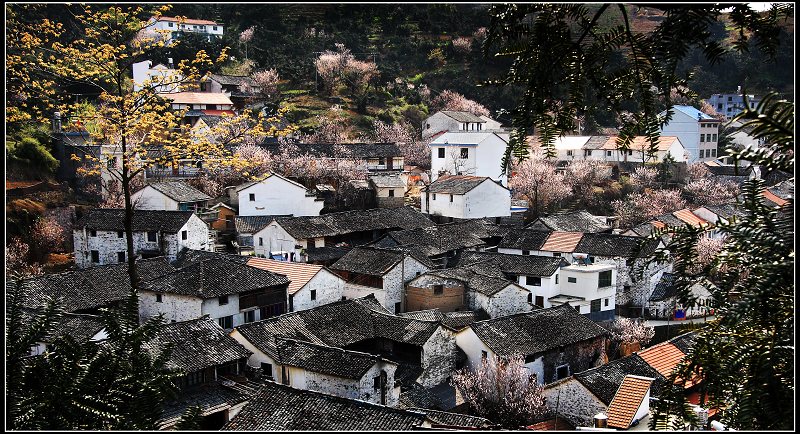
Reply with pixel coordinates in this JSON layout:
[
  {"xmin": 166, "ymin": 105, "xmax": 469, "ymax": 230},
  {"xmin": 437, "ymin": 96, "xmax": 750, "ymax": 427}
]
[{"xmin": 658, "ymin": 105, "xmax": 721, "ymax": 162}]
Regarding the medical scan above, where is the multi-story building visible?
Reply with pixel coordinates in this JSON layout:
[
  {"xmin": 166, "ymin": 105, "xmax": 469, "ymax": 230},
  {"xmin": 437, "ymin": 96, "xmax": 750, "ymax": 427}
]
[
  {"xmin": 706, "ymin": 88, "xmax": 761, "ymax": 120},
  {"xmin": 148, "ymin": 16, "xmax": 224, "ymax": 43},
  {"xmin": 658, "ymin": 105, "xmax": 721, "ymax": 162}
]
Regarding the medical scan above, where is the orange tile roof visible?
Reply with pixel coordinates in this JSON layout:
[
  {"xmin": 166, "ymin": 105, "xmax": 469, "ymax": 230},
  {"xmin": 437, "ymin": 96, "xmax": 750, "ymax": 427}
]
[
  {"xmin": 540, "ymin": 231, "xmax": 584, "ymax": 253},
  {"xmin": 687, "ymin": 390, "xmax": 721, "ymax": 418},
  {"xmin": 606, "ymin": 375, "xmax": 654, "ymax": 429},
  {"xmin": 157, "ymin": 16, "xmax": 219, "ymax": 25},
  {"xmin": 247, "ymin": 259, "xmax": 324, "ymax": 295},
  {"xmin": 601, "ymin": 136, "xmax": 680, "ymax": 152},
  {"xmin": 650, "ymin": 220, "xmax": 666, "ymax": 229},
  {"xmin": 637, "ymin": 342, "xmax": 698, "ymax": 388},
  {"xmin": 158, "ymin": 92, "xmax": 233, "ymax": 106},
  {"xmin": 672, "ymin": 209, "xmax": 708, "ymax": 227},
  {"xmin": 762, "ymin": 189, "xmax": 788, "ymax": 207}
]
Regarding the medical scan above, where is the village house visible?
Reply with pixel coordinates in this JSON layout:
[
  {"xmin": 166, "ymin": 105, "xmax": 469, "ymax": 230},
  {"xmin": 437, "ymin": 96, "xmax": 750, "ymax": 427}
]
[
  {"xmin": 147, "ymin": 317, "xmax": 255, "ymax": 430},
  {"xmin": 147, "ymin": 16, "xmax": 224, "ymax": 43},
  {"xmin": 209, "ymin": 201, "xmax": 238, "ymax": 232},
  {"xmin": 139, "ymin": 255, "xmax": 290, "ymax": 329},
  {"xmin": 605, "ymin": 375, "xmax": 656, "ymax": 430},
  {"xmin": 234, "ymin": 215, "xmax": 290, "ymax": 257},
  {"xmin": 246, "ymin": 258, "xmax": 346, "ymax": 312},
  {"xmin": 421, "ymin": 110, "xmax": 505, "ymax": 140},
  {"xmin": 429, "ymin": 132, "xmax": 510, "ymax": 184},
  {"xmin": 252, "ymin": 207, "xmax": 434, "ymax": 262},
  {"xmin": 422, "ymin": 175, "xmax": 511, "ymax": 222},
  {"xmin": 369, "ymin": 173, "xmax": 407, "ymax": 208},
  {"xmin": 73, "ymin": 209, "xmax": 211, "ymax": 268},
  {"xmin": 330, "ymin": 246, "xmax": 433, "ymax": 313},
  {"xmin": 706, "ymin": 88, "xmax": 761, "ymax": 120},
  {"xmin": 259, "ymin": 141, "xmax": 405, "ymax": 172},
  {"xmin": 659, "ymin": 105, "xmax": 721, "ymax": 162},
  {"xmin": 229, "ymin": 295, "xmax": 458, "ymax": 391},
  {"xmin": 455, "ymin": 304, "xmax": 609, "ymax": 385},
  {"xmin": 13, "ymin": 257, "xmax": 175, "ymax": 314},
  {"xmin": 202, "ymin": 73, "xmax": 260, "ymax": 109},
  {"xmin": 599, "ymin": 136, "xmax": 689, "ymax": 164},
  {"xmin": 496, "ymin": 228, "xmax": 551, "ymax": 256},
  {"xmin": 370, "ymin": 221, "xmax": 486, "ymax": 268},
  {"xmin": 21, "ymin": 310, "xmax": 108, "ymax": 356},
  {"xmin": 648, "ymin": 273, "xmax": 718, "ymax": 320},
  {"xmin": 131, "ymin": 181, "xmax": 211, "ymax": 211},
  {"xmin": 692, "ymin": 202, "xmax": 746, "ymax": 239},
  {"xmin": 132, "ymin": 59, "xmax": 184, "ymax": 93},
  {"xmin": 221, "ymin": 380, "xmax": 489, "ymax": 431},
  {"xmin": 157, "ymin": 91, "xmax": 235, "ymax": 127},
  {"xmin": 233, "ymin": 174, "xmax": 324, "ymax": 217},
  {"xmin": 527, "ymin": 210, "xmax": 613, "ymax": 233},
  {"xmin": 404, "ymin": 266, "xmax": 532, "ymax": 318}
]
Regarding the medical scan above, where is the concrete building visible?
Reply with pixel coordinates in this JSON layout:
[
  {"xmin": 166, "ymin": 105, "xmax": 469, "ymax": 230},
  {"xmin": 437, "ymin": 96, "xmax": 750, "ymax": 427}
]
[
  {"xmin": 706, "ymin": 89, "xmax": 761, "ymax": 120},
  {"xmin": 659, "ymin": 105, "xmax": 721, "ymax": 162},
  {"xmin": 147, "ymin": 16, "xmax": 224, "ymax": 43}
]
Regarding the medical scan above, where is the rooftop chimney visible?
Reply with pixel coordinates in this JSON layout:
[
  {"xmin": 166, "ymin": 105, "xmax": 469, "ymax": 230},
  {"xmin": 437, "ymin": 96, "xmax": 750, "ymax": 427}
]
[
  {"xmin": 52, "ymin": 111, "xmax": 62, "ymax": 133},
  {"xmin": 593, "ymin": 413, "xmax": 608, "ymax": 429}
]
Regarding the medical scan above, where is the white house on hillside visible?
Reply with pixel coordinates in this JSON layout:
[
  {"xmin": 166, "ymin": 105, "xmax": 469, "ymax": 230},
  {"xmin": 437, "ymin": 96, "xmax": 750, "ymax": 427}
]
[
  {"xmin": 147, "ymin": 16, "xmax": 224, "ymax": 43},
  {"xmin": 659, "ymin": 105, "xmax": 721, "ymax": 162},
  {"xmin": 131, "ymin": 181, "xmax": 211, "ymax": 211},
  {"xmin": 132, "ymin": 60, "xmax": 183, "ymax": 93},
  {"xmin": 234, "ymin": 174, "xmax": 324, "ymax": 217},
  {"xmin": 429, "ymin": 132, "xmax": 509, "ymax": 184},
  {"xmin": 422, "ymin": 175, "xmax": 511, "ymax": 222},
  {"xmin": 422, "ymin": 111, "xmax": 503, "ymax": 139},
  {"xmin": 600, "ymin": 136, "xmax": 689, "ymax": 163},
  {"xmin": 706, "ymin": 88, "xmax": 761, "ymax": 120}
]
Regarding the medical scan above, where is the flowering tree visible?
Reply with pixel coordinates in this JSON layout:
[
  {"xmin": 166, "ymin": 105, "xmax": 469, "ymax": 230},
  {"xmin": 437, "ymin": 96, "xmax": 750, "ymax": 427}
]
[
  {"xmin": 451, "ymin": 355, "xmax": 547, "ymax": 428},
  {"xmin": 612, "ymin": 189, "xmax": 687, "ymax": 227},
  {"xmin": 186, "ymin": 174, "xmax": 223, "ymax": 198},
  {"xmin": 239, "ymin": 26, "xmax": 255, "ymax": 60},
  {"xmin": 452, "ymin": 37, "xmax": 472, "ymax": 54},
  {"xmin": 686, "ymin": 162, "xmax": 712, "ymax": 181},
  {"xmin": 683, "ymin": 178, "xmax": 740, "ymax": 206},
  {"xmin": 688, "ymin": 236, "xmax": 727, "ymax": 275},
  {"xmin": 361, "ymin": 120, "xmax": 428, "ymax": 167},
  {"xmin": 250, "ymin": 68, "xmax": 281, "ymax": 102},
  {"xmin": 629, "ymin": 165, "xmax": 659, "ymax": 191},
  {"xmin": 5, "ymin": 237, "xmax": 43, "ymax": 278},
  {"xmin": 431, "ymin": 90, "xmax": 490, "ymax": 117},
  {"xmin": 608, "ymin": 317, "xmax": 655, "ymax": 348},
  {"xmin": 564, "ymin": 159, "xmax": 608, "ymax": 201},
  {"xmin": 508, "ymin": 155, "xmax": 571, "ymax": 217},
  {"xmin": 28, "ymin": 217, "xmax": 66, "ymax": 262},
  {"xmin": 301, "ymin": 111, "xmax": 351, "ymax": 144},
  {"xmin": 314, "ymin": 43, "xmax": 378, "ymax": 104},
  {"xmin": 473, "ymin": 27, "xmax": 489, "ymax": 45}
]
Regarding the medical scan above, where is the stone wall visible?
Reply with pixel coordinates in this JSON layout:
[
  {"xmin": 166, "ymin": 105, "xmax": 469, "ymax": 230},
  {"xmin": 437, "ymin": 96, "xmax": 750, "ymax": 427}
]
[
  {"xmin": 482, "ymin": 284, "xmax": 532, "ymax": 318},
  {"xmin": 543, "ymin": 377, "xmax": 606, "ymax": 428},
  {"xmin": 139, "ymin": 290, "xmax": 203, "ymax": 323},
  {"xmin": 384, "ymin": 256, "xmax": 431, "ymax": 313},
  {"xmin": 539, "ymin": 337, "xmax": 608, "ymax": 385},
  {"xmin": 405, "ymin": 275, "xmax": 465, "ymax": 312},
  {"xmin": 290, "ymin": 269, "xmax": 346, "ymax": 312},
  {"xmin": 419, "ymin": 326, "xmax": 458, "ymax": 387}
]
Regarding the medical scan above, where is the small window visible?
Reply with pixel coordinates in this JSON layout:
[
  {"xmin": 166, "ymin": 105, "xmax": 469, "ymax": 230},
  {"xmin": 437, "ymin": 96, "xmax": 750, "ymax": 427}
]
[
  {"xmin": 117, "ymin": 252, "xmax": 125, "ymax": 263},
  {"xmin": 341, "ymin": 296, "xmax": 347, "ymax": 301},
  {"xmin": 527, "ymin": 293, "xmax": 533, "ymax": 303},
  {"xmin": 574, "ymin": 304, "xmax": 581, "ymax": 311},
  {"xmin": 90, "ymin": 230, "xmax": 97, "ymax": 237},
  {"xmin": 526, "ymin": 276, "xmax": 541, "ymax": 286},
  {"xmin": 481, "ymin": 350, "xmax": 488, "ymax": 360},
  {"xmin": 261, "ymin": 362, "xmax": 273, "ymax": 378},
  {"xmin": 433, "ymin": 285, "xmax": 444, "ymax": 295},
  {"xmin": 168, "ymin": 22, "xmax": 174, "ymax": 27},
  {"xmin": 535, "ymin": 296, "xmax": 544, "ymax": 307},
  {"xmin": 585, "ymin": 150, "xmax": 592, "ymax": 156},
  {"xmin": 711, "ymin": 149, "xmax": 716, "ymax": 157},
  {"xmin": 244, "ymin": 310, "xmax": 256, "ymax": 323},
  {"xmin": 213, "ymin": 26, "xmax": 218, "ymax": 31},
  {"xmin": 700, "ymin": 134, "xmax": 706, "ymax": 143},
  {"xmin": 552, "ymin": 252, "xmax": 560, "ymax": 257},
  {"xmin": 728, "ymin": 96, "xmax": 732, "ymax": 101},
  {"xmin": 218, "ymin": 315, "xmax": 233, "ymax": 329},
  {"xmin": 591, "ymin": 299, "xmax": 601, "ymax": 312},
  {"xmin": 181, "ymin": 230, "xmax": 187, "ymax": 240},
  {"xmin": 91, "ymin": 250, "xmax": 100, "ymax": 263},
  {"xmin": 259, "ymin": 237, "xmax": 263, "ymax": 246},
  {"xmin": 388, "ymin": 189, "xmax": 395, "ymax": 197},
  {"xmin": 310, "ymin": 290, "xmax": 317, "ymax": 301},
  {"xmin": 522, "ymin": 250, "xmax": 529, "ymax": 255},
  {"xmin": 568, "ymin": 277, "xmax": 577, "ymax": 283},
  {"xmin": 432, "ymin": 194, "xmax": 437, "ymax": 200},
  {"xmin": 117, "ymin": 231, "xmax": 124, "ymax": 238},
  {"xmin": 249, "ymin": 193, "xmax": 256, "ymax": 201},
  {"xmin": 438, "ymin": 148, "xmax": 445, "ymax": 159},
  {"xmin": 219, "ymin": 295, "xmax": 229, "ymax": 306},
  {"xmin": 460, "ymin": 148, "xmax": 469, "ymax": 159},
  {"xmin": 556, "ymin": 364, "xmax": 570, "ymax": 380},
  {"xmin": 566, "ymin": 150, "xmax": 574, "ymax": 156},
  {"xmin": 605, "ymin": 298, "xmax": 609, "ymax": 307},
  {"xmin": 394, "ymin": 302, "xmax": 402, "ymax": 314},
  {"xmin": 599, "ymin": 270, "xmax": 612, "ymax": 288},
  {"xmin": 147, "ymin": 231, "xmax": 157, "ymax": 242},
  {"xmin": 449, "ymin": 194, "xmax": 454, "ymax": 202},
  {"xmin": 156, "ymin": 293, "xmax": 163, "ymax": 303},
  {"xmin": 555, "ymin": 274, "xmax": 558, "ymax": 284},
  {"xmin": 627, "ymin": 150, "xmax": 633, "ymax": 156}
]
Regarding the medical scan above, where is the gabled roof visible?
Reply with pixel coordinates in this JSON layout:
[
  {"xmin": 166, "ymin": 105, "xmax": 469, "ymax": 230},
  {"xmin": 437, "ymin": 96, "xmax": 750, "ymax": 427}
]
[
  {"xmin": 276, "ymin": 206, "xmax": 433, "ymax": 240},
  {"xmin": 259, "ymin": 142, "xmax": 402, "ymax": 159},
  {"xmin": 429, "ymin": 131, "xmax": 507, "ymax": 146},
  {"xmin": 306, "ymin": 246, "xmax": 352, "ymax": 263},
  {"xmin": 235, "ymin": 173, "xmax": 309, "ymax": 192},
  {"xmin": 601, "ymin": 136, "xmax": 683, "ymax": 152},
  {"xmin": 413, "ymin": 267, "xmax": 521, "ymax": 297},
  {"xmin": 762, "ymin": 188, "xmax": 789, "ymax": 207},
  {"xmin": 75, "ymin": 209, "xmax": 195, "ymax": 232},
  {"xmin": 439, "ymin": 110, "xmax": 487, "ymax": 123},
  {"xmin": 141, "ymin": 256, "xmax": 289, "ymax": 298},
  {"xmin": 411, "ymin": 408, "xmax": 493, "ymax": 429},
  {"xmin": 19, "ymin": 309, "xmax": 106, "ymax": 344},
  {"xmin": 637, "ymin": 342, "xmax": 688, "ymax": 379},
  {"xmin": 369, "ymin": 173, "xmax": 406, "ymax": 189},
  {"xmin": 276, "ymin": 338, "xmax": 387, "ymax": 379},
  {"xmin": 667, "ymin": 105, "xmax": 719, "ymax": 122},
  {"xmin": 457, "ymin": 251, "xmax": 564, "ymax": 277},
  {"xmin": 668, "ymin": 332, "xmax": 697, "ymax": 354},
  {"xmin": 399, "ymin": 309, "xmax": 489, "ymax": 332},
  {"xmin": 144, "ymin": 181, "xmax": 211, "ymax": 203},
  {"xmin": 574, "ymin": 354, "xmax": 665, "ymax": 405},
  {"xmin": 246, "ymin": 258, "xmax": 327, "ymax": 295},
  {"xmin": 145, "ymin": 317, "xmax": 252, "ymax": 373},
  {"xmin": 158, "ymin": 91, "xmax": 233, "ymax": 105},
  {"xmin": 529, "ymin": 210, "xmax": 611, "ymax": 233},
  {"xmin": 672, "ymin": 209, "xmax": 708, "ymax": 227},
  {"xmin": 606, "ymin": 375, "xmax": 654, "ymax": 429},
  {"xmin": 575, "ymin": 233, "xmax": 660, "ymax": 258},
  {"xmin": 221, "ymin": 381, "xmax": 428, "ymax": 431},
  {"xmin": 701, "ymin": 203, "xmax": 747, "ymax": 220},
  {"xmin": 174, "ymin": 249, "xmax": 249, "ymax": 268},
  {"xmin": 235, "ymin": 215, "xmax": 290, "ymax": 234},
  {"xmin": 331, "ymin": 246, "xmax": 433, "ymax": 276},
  {"xmin": 17, "ymin": 257, "xmax": 175, "ymax": 313},
  {"xmin": 468, "ymin": 304, "xmax": 609, "ymax": 358},
  {"xmin": 540, "ymin": 231, "xmax": 584, "ymax": 253},
  {"xmin": 425, "ymin": 175, "xmax": 503, "ymax": 195},
  {"xmin": 379, "ymin": 222, "xmax": 486, "ymax": 257},
  {"xmin": 158, "ymin": 380, "xmax": 256, "ymax": 430},
  {"xmin": 652, "ymin": 212, "xmax": 685, "ymax": 228},
  {"xmin": 498, "ymin": 229, "xmax": 551, "ymax": 251}
]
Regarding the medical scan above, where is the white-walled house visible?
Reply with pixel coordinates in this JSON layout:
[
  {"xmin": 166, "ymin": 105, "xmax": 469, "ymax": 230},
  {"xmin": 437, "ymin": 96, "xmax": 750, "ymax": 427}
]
[
  {"xmin": 429, "ymin": 132, "xmax": 509, "ymax": 184},
  {"xmin": 659, "ymin": 105, "xmax": 721, "ymax": 162},
  {"xmin": 131, "ymin": 181, "xmax": 211, "ymax": 211},
  {"xmin": 423, "ymin": 175, "xmax": 511, "ymax": 221},
  {"xmin": 132, "ymin": 60, "xmax": 183, "ymax": 93},
  {"xmin": 455, "ymin": 305, "xmax": 608, "ymax": 385},
  {"xmin": 330, "ymin": 247, "xmax": 433, "ymax": 314},
  {"xmin": 235, "ymin": 174, "xmax": 324, "ymax": 217},
  {"xmin": 139, "ymin": 255, "xmax": 290, "ymax": 329},
  {"xmin": 246, "ymin": 258, "xmax": 346, "ymax": 312},
  {"xmin": 551, "ymin": 262, "xmax": 617, "ymax": 322},
  {"xmin": 158, "ymin": 92, "xmax": 234, "ymax": 116},
  {"xmin": 369, "ymin": 173, "xmax": 406, "ymax": 209},
  {"xmin": 422, "ymin": 111, "xmax": 489, "ymax": 139},
  {"xmin": 73, "ymin": 209, "xmax": 211, "ymax": 268},
  {"xmin": 147, "ymin": 16, "xmax": 224, "ymax": 43},
  {"xmin": 706, "ymin": 90, "xmax": 761, "ymax": 120},
  {"xmin": 599, "ymin": 136, "xmax": 689, "ymax": 163}
]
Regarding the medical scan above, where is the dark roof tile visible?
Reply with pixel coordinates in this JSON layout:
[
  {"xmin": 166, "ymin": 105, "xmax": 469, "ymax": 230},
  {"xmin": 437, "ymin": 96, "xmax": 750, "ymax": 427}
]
[
  {"xmin": 146, "ymin": 317, "xmax": 252, "ymax": 372},
  {"xmin": 76, "ymin": 209, "xmax": 195, "ymax": 232},
  {"xmin": 574, "ymin": 353, "xmax": 665, "ymax": 405},
  {"xmin": 498, "ymin": 229, "xmax": 551, "ymax": 250},
  {"xmin": 277, "ymin": 206, "xmax": 433, "ymax": 240},
  {"xmin": 575, "ymin": 233, "xmax": 660, "ymax": 258},
  {"xmin": 146, "ymin": 181, "xmax": 211, "ymax": 203},
  {"xmin": 425, "ymin": 176, "xmax": 498, "ymax": 194},
  {"xmin": 528, "ymin": 211, "xmax": 611, "ymax": 233},
  {"xmin": 276, "ymin": 338, "xmax": 384, "ymax": 379},
  {"xmin": 457, "ymin": 251, "xmax": 564, "ymax": 277},
  {"xmin": 331, "ymin": 246, "xmax": 433, "ymax": 276}
]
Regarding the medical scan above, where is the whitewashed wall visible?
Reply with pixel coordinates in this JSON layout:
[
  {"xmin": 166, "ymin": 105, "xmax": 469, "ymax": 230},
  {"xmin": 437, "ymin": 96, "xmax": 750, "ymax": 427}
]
[
  {"xmin": 238, "ymin": 176, "xmax": 323, "ymax": 217},
  {"xmin": 290, "ymin": 269, "xmax": 346, "ymax": 312},
  {"xmin": 131, "ymin": 186, "xmax": 180, "ymax": 210}
]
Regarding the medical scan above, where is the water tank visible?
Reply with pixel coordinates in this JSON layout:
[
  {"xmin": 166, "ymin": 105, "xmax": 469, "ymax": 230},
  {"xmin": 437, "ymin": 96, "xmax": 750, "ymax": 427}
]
[{"xmin": 593, "ymin": 413, "xmax": 608, "ymax": 428}]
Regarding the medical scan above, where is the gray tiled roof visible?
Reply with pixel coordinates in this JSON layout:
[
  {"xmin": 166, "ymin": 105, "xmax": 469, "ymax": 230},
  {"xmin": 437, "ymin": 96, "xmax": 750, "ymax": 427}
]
[
  {"xmin": 649, "ymin": 272, "xmax": 677, "ymax": 301},
  {"xmin": 159, "ymin": 380, "xmax": 259, "ymax": 429},
  {"xmin": 411, "ymin": 408, "xmax": 493, "ymax": 428},
  {"xmin": 457, "ymin": 251, "xmax": 565, "ymax": 277},
  {"xmin": 582, "ymin": 135, "xmax": 611, "ymax": 150},
  {"xmin": 575, "ymin": 233, "xmax": 660, "ymax": 258},
  {"xmin": 668, "ymin": 331, "xmax": 697, "ymax": 354},
  {"xmin": 259, "ymin": 142, "xmax": 403, "ymax": 159},
  {"xmin": 528, "ymin": 211, "xmax": 611, "ymax": 233},
  {"xmin": 276, "ymin": 338, "xmax": 384, "ymax": 379},
  {"xmin": 469, "ymin": 304, "xmax": 609, "ymax": 358},
  {"xmin": 18, "ymin": 257, "xmax": 175, "ymax": 313},
  {"xmin": 209, "ymin": 73, "xmax": 256, "ymax": 87},
  {"xmin": 142, "ymin": 256, "xmax": 289, "ymax": 298},
  {"xmin": 416, "ymin": 267, "xmax": 519, "ymax": 297},
  {"xmin": 145, "ymin": 317, "xmax": 252, "ymax": 373},
  {"xmin": 369, "ymin": 174, "xmax": 406, "ymax": 188},
  {"xmin": 330, "ymin": 246, "xmax": 433, "ymax": 276},
  {"xmin": 18, "ymin": 309, "xmax": 106, "ymax": 343},
  {"xmin": 234, "ymin": 215, "xmax": 286, "ymax": 234},
  {"xmin": 400, "ymin": 308, "xmax": 489, "ymax": 331},
  {"xmin": 702, "ymin": 203, "xmax": 746, "ymax": 220},
  {"xmin": 306, "ymin": 246, "xmax": 352, "ymax": 262},
  {"xmin": 425, "ymin": 176, "xmax": 495, "ymax": 194},
  {"xmin": 173, "ymin": 249, "xmax": 249, "ymax": 268},
  {"xmin": 652, "ymin": 212, "xmax": 685, "ymax": 228},
  {"xmin": 574, "ymin": 354, "xmax": 665, "ymax": 405},
  {"xmin": 440, "ymin": 111, "xmax": 486, "ymax": 123},
  {"xmin": 146, "ymin": 181, "xmax": 211, "ymax": 203},
  {"xmin": 234, "ymin": 295, "xmax": 439, "ymax": 360},
  {"xmin": 498, "ymin": 229, "xmax": 552, "ymax": 250},
  {"xmin": 276, "ymin": 206, "xmax": 433, "ymax": 240},
  {"xmin": 75, "ymin": 209, "xmax": 195, "ymax": 232},
  {"xmin": 221, "ymin": 381, "xmax": 427, "ymax": 431},
  {"xmin": 381, "ymin": 222, "xmax": 486, "ymax": 258}
]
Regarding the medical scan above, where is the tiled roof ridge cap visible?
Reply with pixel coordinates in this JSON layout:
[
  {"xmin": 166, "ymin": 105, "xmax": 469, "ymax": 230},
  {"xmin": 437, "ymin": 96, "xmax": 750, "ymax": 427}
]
[{"xmin": 275, "ymin": 336, "xmax": 387, "ymax": 362}]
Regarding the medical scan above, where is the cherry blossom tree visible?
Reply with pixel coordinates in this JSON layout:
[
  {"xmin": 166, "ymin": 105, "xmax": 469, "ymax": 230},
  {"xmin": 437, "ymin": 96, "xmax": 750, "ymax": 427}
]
[
  {"xmin": 689, "ymin": 236, "xmax": 727, "ymax": 275},
  {"xmin": 186, "ymin": 174, "xmax": 223, "ymax": 198},
  {"xmin": 6, "ymin": 237, "xmax": 44, "ymax": 278},
  {"xmin": 629, "ymin": 165, "xmax": 659, "ymax": 191},
  {"xmin": 473, "ymin": 27, "xmax": 489, "ymax": 45},
  {"xmin": 565, "ymin": 159, "xmax": 608, "ymax": 199},
  {"xmin": 686, "ymin": 161, "xmax": 711, "ymax": 181},
  {"xmin": 452, "ymin": 37, "xmax": 472, "ymax": 54},
  {"xmin": 250, "ymin": 69, "xmax": 281, "ymax": 102},
  {"xmin": 239, "ymin": 26, "xmax": 255, "ymax": 60},
  {"xmin": 608, "ymin": 317, "xmax": 655, "ymax": 356},
  {"xmin": 314, "ymin": 43, "xmax": 378, "ymax": 104},
  {"xmin": 451, "ymin": 355, "xmax": 547, "ymax": 428},
  {"xmin": 29, "ymin": 217, "xmax": 66, "ymax": 262},
  {"xmin": 508, "ymin": 155, "xmax": 571, "ymax": 217},
  {"xmin": 612, "ymin": 189, "xmax": 687, "ymax": 227},
  {"xmin": 683, "ymin": 177, "xmax": 740, "ymax": 206},
  {"xmin": 431, "ymin": 90, "xmax": 490, "ymax": 117},
  {"xmin": 301, "ymin": 111, "xmax": 351, "ymax": 144},
  {"xmin": 361, "ymin": 120, "xmax": 429, "ymax": 167}
]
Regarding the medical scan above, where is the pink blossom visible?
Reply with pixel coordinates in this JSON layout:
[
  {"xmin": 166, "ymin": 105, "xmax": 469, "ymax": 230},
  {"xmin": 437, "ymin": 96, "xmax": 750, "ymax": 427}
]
[
  {"xmin": 452, "ymin": 37, "xmax": 472, "ymax": 54},
  {"xmin": 508, "ymin": 155, "xmax": 571, "ymax": 216},
  {"xmin": 608, "ymin": 317, "xmax": 655, "ymax": 346},
  {"xmin": 431, "ymin": 90, "xmax": 490, "ymax": 118},
  {"xmin": 612, "ymin": 189, "xmax": 687, "ymax": 227}
]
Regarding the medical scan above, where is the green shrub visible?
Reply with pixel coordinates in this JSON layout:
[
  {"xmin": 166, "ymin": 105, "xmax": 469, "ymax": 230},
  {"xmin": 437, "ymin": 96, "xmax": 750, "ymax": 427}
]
[{"xmin": 7, "ymin": 137, "xmax": 59, "ymax": 173}]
